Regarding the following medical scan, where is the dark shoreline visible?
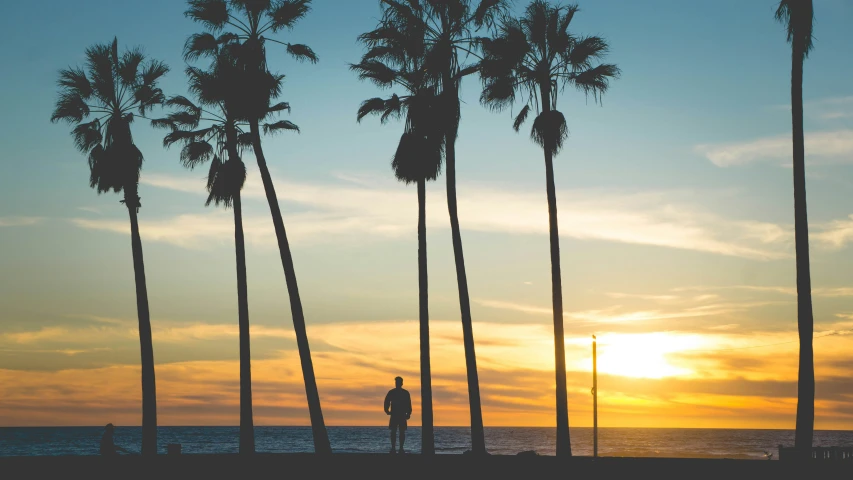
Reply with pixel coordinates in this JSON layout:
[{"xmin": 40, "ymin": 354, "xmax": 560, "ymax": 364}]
[{"xmin": 2, "ymin": 453, "xmax": 849, "ymax": 480}]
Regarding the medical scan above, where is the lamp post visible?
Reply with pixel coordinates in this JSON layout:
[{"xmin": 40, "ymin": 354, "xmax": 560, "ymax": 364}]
[{"xmin": 593, "ymin": 335, "xmax": 598, "ymax": 458}]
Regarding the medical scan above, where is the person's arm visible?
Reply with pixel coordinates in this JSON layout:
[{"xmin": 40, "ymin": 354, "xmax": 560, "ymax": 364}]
[
  {"xmin": 384, "ymin": 390, "xmax": 392, "ymax": 415},
  {"xmin": 405, "ymin": 391, "xmax": 412, "ymax": 418}
]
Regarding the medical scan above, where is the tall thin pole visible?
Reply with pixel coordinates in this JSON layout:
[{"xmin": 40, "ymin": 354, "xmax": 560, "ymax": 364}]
[{"xmin": 593, "ymin": 335, "xmax": 598, "ymax": 458}]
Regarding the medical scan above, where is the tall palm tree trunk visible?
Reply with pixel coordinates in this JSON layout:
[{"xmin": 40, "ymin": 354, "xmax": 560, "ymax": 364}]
[
  {"xmin": 541, "ymin": 86, "xmax": 572, "ymax": 458},
  {"xmin": 444, "ymin": 125, "xmax": 486, "ymax": 455},
  {"xmin": 417, "ymin": 178, "xmax": 435, "ymax": 455},
  {"xmin": 791, "ymin": 44, "xmax": 815, "ymax": 456},
  {"xmin": 126, "ymin": 190, "xmax": 157, "ymax": 456},
  {"xmin": 249, "ymin": 121, "xmax": 332, "ymax": 454},
  {"xmin": 233, "ymin": 190, "xmax": 255, "ymax": 454}
]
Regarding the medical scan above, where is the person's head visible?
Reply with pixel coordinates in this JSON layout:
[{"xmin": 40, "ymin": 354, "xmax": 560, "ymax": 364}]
[
  {"xmin": 395, "ymin": 376, "xmax": 403, "ymax": 388},
  {"xmin": 104, "ymin": 423, "xmax": 114, "ymax": 435}
]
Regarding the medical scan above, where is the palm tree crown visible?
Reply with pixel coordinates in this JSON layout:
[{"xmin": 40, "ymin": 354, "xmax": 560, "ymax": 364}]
[
  {"xmin": 776, "ymin": 0, "xmax": 814, "ymax": 58},
  {"xmin": 375, "ymin": 0, "xmax": 507, "ymax": 123},
  {"xmin": 153, "ymin": 59, "xmax": 295, "ymax": 205},
  {"xmin": 352, "ymin": 3, "xmax": 443, "ymax": 184},
  {"xmin": 184, "ymin": 0, "xmax": 318, "ymax": 122},
  {"xmin": 480, "ymin": 1, "xmax": 619, "ymax": 153},
  {"xmin": 51, "ymin": 38, "xmax": 168, "ymax": 205}
]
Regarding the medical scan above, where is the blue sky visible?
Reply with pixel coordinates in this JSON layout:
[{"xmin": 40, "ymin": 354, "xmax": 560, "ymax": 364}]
[{"xmin": 2, "ymin": 0, "xmax": 853, "ymax": 429}]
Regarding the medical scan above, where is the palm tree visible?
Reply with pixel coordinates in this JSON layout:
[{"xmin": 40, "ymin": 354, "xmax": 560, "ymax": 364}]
[
  {"xmin": 152, "ymin": 54, "xmax": 260, "ymax": 453},
  {"xmin": 377, "ymin": 0, "xmax": 506, "ymax": 455},
  {"xmin": 352, "ymin": 6, "xmax": 444, "ymax": 454},
  {"xmin": 50, "ymin": 38, "xmax": 168, "ymax": 456},
  {"xmin": 776, "ymin": 0, "xmax": 815, "ymax": 457},
  {"xmin": 183, "ymin": 0, "xmax": 331, "ymax": 454},
  {"xmin": 479, "ymin": 1, "xmax": 619, "ymax": 457}
]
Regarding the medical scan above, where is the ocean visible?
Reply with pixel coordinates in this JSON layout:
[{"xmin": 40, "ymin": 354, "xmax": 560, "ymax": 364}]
[{"xmin": 2, "ymin": 427, "xmax": 853, "ymax": 459}]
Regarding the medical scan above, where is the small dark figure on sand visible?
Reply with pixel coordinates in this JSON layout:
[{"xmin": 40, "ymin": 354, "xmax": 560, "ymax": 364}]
[
  {"xmin": 100, "ymin": 423, "xmax": 129, "ymax": 456},
  {"xmin": 384, "ymin": 376, "xmax": 412, "ymax": 454}
]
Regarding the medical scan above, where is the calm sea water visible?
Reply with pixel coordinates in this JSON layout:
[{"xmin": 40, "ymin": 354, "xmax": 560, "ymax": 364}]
[{"xmin": 3, "ymin": 427, "xmax": 853, "ymax": 459}]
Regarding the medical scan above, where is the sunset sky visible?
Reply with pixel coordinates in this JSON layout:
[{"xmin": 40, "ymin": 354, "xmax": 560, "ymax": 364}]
[{"xmin": 2, "ymin": 0, "xmax": 853, "ymax": 431}]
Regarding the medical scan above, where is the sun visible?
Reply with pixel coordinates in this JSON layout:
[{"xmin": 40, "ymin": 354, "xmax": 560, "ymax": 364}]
[{"xmin": 581, "ymin": 332, "xmax": 707, "ymax": 379}]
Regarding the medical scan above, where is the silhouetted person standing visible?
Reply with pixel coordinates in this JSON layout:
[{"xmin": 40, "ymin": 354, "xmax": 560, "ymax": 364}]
[
  {"xmin": 384, "ymin": 376, "xmax": 412, "ymax": 454},
  {"xmin": 100, "ymin": 423, "xmax": 129, "ymax": 456}
]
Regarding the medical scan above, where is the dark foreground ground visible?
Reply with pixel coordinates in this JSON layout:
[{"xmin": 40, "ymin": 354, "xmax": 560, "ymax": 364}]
[{"xmin": 2, "ymin": 453, "xmax": 850, "ymax": 480}]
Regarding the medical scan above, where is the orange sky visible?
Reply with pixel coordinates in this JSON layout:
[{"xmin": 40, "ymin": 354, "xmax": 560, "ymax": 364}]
[{"xmin": 3, "ymin": 315, "xmax": 853, "ymax": 429}]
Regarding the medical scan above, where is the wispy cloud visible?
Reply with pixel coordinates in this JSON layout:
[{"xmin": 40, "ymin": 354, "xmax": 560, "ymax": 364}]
[
  {"xmin": 2, "ymin": 320, "xmax": 294, "ymax": 345},
  {"xmin": 605, "ymin": 292, "xmax": 680, "ymax": 302},
  {"xmin": 695, "ymin": 130, "xmax": 853, "ymax": 167},
  {"xmin": 474, "ymin": 298, "xmax": 786, "ymax": 325},
  {"xmin": 674, "ymin": 285, "xmax": 853, "ymax": 298},
  {"xmin": 64, "ymin": 171, "xmax": 799, "ymax": 260},
  {"xmin": 75, "ymin": 207, "xmax": 102, "ymax": 215},
  {"xmin": 0, "ymin": 216, "xmax": 42, "ymax": 227},
  {"xmin": 812, "ymin": 215, "xmax": 853, "ymax": 249}
]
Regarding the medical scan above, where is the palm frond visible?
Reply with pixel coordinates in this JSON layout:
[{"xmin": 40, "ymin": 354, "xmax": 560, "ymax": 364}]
[
  {"xmin": 237, "ymin": 132, "xmax": 254, "ymax": 149},
  {"xmin": 357, "ymin": 96, "xmax": 393, "ymax": 123},
  {"xmin": 472, "ymin": 0, "xmax": 505, "ymax": 29},
  {"xmin": 775, "ymin": 0, "xmax": 814, "ymax": 56},
  {"xmin": 512, "ymin": 104, "xmax": 530, "ymax": 132},
  {"xmin": 184, "ymin": 33, "xmax": 221, "ymax": 61},
  {"xmin": 118, "ymin": 48, "xmax": 145, "ymax": 87},
  {"xmin": 479, "ymin": 75, "xmax": 515, "ymax": 111},
  {"xmin": 566, "ymin": 35, "xmax": 609, "ymax": 69},
  {"xmin": 168, "ymin": 111, "xmax": 203, "ymax": 128},
  {"xmin": 57, "ymin": 68, "xmax": 92, "ymax": 99},
  {"xmin": 269, "ymin": 0, "xmax": 311, "ymax": 31},
  {"xmin": 380, "ymin": 94, "xmax": 403, "ymax": 124},
  {"xmin": 525, "ymin": 0, "xmax": 549, "ymax": 55},
  {"xmin": 134, "ymin": 85, "xmax": 167, "ymax": 115},
  {"xmin": 363, "ymin": 45, "xmax": 406, "ymax": 64},
  {"xmin": 163, "ymin": 128, "xmax": 213, "ymax": 148},
  {"xmin": 150, "ymin": 117, "xmax": 175, "ymax": 130},
  {"xmin": 111, "ymin": 38, "xmax": 120, "ymax": 72},
  {"xmin": 51, "ymin": 92, "xmax": 90, "ymax": 124},
  {"xmin": 186, "ymin": 0, "xmax": 230, "ymax": 31},
  {"xmin": 286, "ymin": 43, "xmax": 319, "ymax": 63},
  {"xmin": 263, "ymin": 120, "xmax": 300, "ymax": 134},
  {"xmin": 85, "ymin": 43, "xmax": 117, "ymax": 105},
  {"xmin": 558, "ymin": 4, "xmax": 579, "ymax": 35},
  {"xmin": 350, "ymin": 60, "xmax": 397, "ymax": 88},
  {"xmin": 140, "ymin": 60, "xmax": 170, "ymax": 86},
  {"xmin": 186, "ymin": 66, "xmax": 226, "ymax": 107},
  {"xmin": 71, "ymin": 120, "xmax": 103, "ymax": 153},
  {"xmin": 231, "ymin": 0, "xmax": 272, "ymax": 16},
  {"xmin": 570, "ymin": 63, "xmax": 620, "ymax": 102},
  {"xmin": 165, "ymin": 95, "xmax": 203, "ymax": 116},
  {"xmin": 358, "ymin": 24, "xmax": 409, "ymax": 49},
  {"xmin": 379, "ymin": 0, "xmax": 422, "ymax": 28},
  {"xmin": 180, "ymin": 140, "xmax": 215, "ymax": 168},
  {"xmin": 267, "ymin": 101, "xmax": 291, "ymax": 114}
]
